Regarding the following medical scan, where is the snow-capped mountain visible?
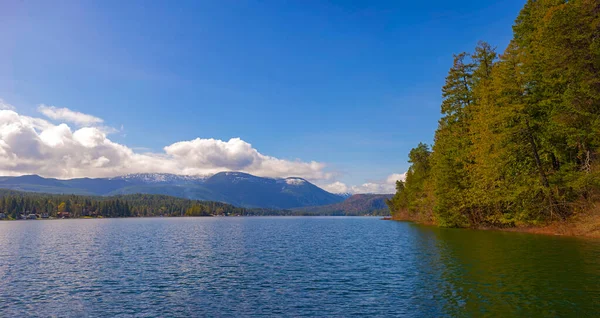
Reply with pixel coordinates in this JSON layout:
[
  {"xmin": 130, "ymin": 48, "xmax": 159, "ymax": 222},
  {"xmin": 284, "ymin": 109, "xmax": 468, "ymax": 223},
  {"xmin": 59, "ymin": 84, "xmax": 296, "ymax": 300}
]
[
  {"xmin": 111, "ymin": 173, "xmax": 208, "ymax": 184},
  {"xmin": 335, "ymin": 192, "xmax": 353, "ymax": 199},
  {"xmin": 283, "ymin": 177, "xmax": 307, "ymax": 186},
  {"xmin": 201, "ymin": 172, "xmax": 342, "ymax": 208},
  {"xmin": 0, "ymin": 172, "xmax": 344, "ymax": 209}
]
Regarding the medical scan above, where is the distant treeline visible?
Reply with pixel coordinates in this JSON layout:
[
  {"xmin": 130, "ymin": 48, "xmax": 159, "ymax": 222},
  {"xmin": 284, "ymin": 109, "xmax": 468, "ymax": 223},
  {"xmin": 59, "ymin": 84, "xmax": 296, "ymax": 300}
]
[
  {"xmin": 0, "ymin": 189, "xmax": 306, "ymax": 219},
  {"xmin": 387, "ymin": 1, "xmax": 600, "ymax": 227},
  {"xmin": 0, "ymin": 189, "xmax": 371, "ymax": 219}
]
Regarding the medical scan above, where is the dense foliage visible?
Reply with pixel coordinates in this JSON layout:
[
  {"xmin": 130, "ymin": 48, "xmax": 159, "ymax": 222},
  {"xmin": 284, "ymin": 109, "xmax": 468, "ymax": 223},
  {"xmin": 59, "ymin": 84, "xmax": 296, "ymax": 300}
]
[
  {"xmin": 0, "ymin": 190, "xmax": 360, "ymax": 219},
  {"xmin": 387, "ymin": 0, "xmax": 600, "ymax": 227},
  {"xmin": 0, "ymin": 190, "xmax": 247, "ymax": 218}
]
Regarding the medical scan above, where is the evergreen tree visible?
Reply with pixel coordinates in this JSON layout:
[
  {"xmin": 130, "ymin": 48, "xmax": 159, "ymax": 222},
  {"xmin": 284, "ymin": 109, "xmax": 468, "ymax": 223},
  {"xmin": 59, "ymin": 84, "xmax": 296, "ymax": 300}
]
[
  {"xmin": 431, "ymin": 52, "xmax": 476, "ymax": 227},
  {"xmin": 388, "ymin": 0, "xmax": 600, "ymax": 227}
]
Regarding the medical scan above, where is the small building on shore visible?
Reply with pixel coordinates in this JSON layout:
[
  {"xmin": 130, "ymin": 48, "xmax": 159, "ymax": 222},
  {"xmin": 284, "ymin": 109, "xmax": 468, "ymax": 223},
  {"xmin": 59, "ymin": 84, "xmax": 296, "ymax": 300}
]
[
  {"xmin": 27, "ymin": 214, "xmax": 37, "ymax": 220},
  {"xmin": 58, "ymin": 212, "xmax": 70, "ymax": 218}
]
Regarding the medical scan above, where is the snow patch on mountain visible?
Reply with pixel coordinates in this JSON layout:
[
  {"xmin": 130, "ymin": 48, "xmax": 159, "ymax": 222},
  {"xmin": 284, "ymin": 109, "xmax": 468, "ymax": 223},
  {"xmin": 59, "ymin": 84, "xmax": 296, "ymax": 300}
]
[
  {"xmin": 221, "ymin": 171, "xmax": 276, "ymax": 184},
  {"xmin": 285, "ymin": 178, "xmax": 307, "ymax": 186},
  {"xmin": 112, "ymin": 173, "xmax": 208, "ymax": 183},
  {"xmin": 336, "ymin": 192, "xmax": 353, "ymax": 199}
]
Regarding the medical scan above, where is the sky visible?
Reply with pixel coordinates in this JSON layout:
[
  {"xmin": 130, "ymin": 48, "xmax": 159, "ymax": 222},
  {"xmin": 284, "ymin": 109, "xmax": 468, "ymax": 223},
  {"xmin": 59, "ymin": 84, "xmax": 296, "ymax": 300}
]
[{"xmin": 0, "ymin": 0, "xmax": 525, "ymax": 193}]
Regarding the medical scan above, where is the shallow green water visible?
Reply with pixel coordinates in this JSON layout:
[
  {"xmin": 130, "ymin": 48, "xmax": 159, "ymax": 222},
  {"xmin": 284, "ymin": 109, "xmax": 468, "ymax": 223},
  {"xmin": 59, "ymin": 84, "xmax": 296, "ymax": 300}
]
[{"xmin": 0, "ymin": 217, "xmax": 598, "ymax": 317}]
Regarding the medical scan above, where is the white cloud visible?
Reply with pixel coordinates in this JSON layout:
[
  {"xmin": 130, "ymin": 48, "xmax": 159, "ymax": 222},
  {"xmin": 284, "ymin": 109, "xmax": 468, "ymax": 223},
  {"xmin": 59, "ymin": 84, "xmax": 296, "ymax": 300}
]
[
  {"xmin": 323, "ymin": 173, "xmax": 406, "ymax": 194},
  {"xmin": 38, "ymin": 104, "xmax": 104, "ymax": 126},
  {"xmin": 0, "ymin": 108, "xmax": 332, "ymax": 181},
  {"xmin": 162, "ymin": 137, "xmax": 331, "ymax": 180},
  {"xmin": 0, "ymin": 99, "xmax": 405, "ymax": 192},
  {"xmin": 386, "ymin": 173, "xmax": 406, "ymax": 184},
  {"xmin": 0, "ymin": 99, "xmax": 16, "ymax": 111},
  {"xmin": 351, "ymin": 182, "xmax": 394, "ymax": 194},
  {"xmin": 322, "ymin": 181, "xmax": 349, "ymax": 193}
]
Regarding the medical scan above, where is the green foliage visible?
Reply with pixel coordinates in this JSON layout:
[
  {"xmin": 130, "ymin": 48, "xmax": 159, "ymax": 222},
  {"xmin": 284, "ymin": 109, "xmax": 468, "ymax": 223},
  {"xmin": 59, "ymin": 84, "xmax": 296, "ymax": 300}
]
[
  {"xmin": 0, "ymin": 190, "xmax": 245, "ymax": 218},
  {"xmin": 388, "ymin": 0, "xmax": 600, "ymax": 227},
  {"xmin": 0, "ymin": 190, "xmax": 363, "ymax": 218},
  {"xmin": 185, "ymin": 204, "xmax": 210, "ymax": 217},
  {"xmin": 387, "ymin": 143, "xmax": 434, "ymax": 221}
]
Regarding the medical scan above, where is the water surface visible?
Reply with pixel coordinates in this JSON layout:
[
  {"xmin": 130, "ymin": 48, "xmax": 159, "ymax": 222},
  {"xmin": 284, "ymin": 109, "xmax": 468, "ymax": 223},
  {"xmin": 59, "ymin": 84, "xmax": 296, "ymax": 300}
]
[{"xmin": 0, "ymin": 217, "xmax": 598, "ymax": 317}]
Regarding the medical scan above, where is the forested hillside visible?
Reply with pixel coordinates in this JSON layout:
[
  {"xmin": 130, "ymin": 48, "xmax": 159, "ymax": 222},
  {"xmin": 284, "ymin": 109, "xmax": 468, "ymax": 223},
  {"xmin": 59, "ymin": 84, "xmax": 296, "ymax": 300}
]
[
  {"xmin": 292, "ymin": 194, "xmax": 393, "ymax": 216},
  {"xmin": 387, "ymin": 0, "xmax": 600, "ymax": 228},
  {"xmin": 0, "ymin": 190, "xmax": 246, "ymax": 218},
  {"xmin": 0, "ymin": 172, "xmax": 344, "ymax": 209},
  {"xmin": 0, "ymin": 190, "xmax": 343, "ymax": 219}
]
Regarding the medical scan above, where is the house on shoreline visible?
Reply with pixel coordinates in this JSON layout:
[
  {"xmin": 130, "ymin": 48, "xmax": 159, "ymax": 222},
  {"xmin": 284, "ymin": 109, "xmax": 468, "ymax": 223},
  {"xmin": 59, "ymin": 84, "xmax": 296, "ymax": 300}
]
[{"xmin": 57, "ymin": 212, "xmax": 70, "ymax": 218}]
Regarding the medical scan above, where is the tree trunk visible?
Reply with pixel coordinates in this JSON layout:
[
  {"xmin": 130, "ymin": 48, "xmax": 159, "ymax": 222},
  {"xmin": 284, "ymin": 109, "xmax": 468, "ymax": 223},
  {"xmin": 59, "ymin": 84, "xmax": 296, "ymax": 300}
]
[
  {"xmin": 525, "ymin": 119, "xmax": 549, "ymax": 188},
  {"xmin": 524, "ymin": 119, "xmax": 563, "ymax": 220}
]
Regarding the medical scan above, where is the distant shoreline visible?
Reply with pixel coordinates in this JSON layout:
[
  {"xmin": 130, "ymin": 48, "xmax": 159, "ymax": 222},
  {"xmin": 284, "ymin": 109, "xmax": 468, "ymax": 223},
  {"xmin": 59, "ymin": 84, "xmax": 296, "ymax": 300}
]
[{"xmin": 0, "ymin": 215, "xmax": 387, "ymax": 221}]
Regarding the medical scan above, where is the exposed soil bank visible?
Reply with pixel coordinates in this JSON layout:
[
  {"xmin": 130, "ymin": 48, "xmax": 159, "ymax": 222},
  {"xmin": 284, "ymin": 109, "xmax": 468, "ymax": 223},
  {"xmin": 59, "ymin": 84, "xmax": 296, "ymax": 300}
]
[
  {"xmin": 498, "ymin": 213, "xmax": 600, "ymax": 238},
  {"xmin": 391, "ymin": 212, "xmax": 600, "ymax": 238}
]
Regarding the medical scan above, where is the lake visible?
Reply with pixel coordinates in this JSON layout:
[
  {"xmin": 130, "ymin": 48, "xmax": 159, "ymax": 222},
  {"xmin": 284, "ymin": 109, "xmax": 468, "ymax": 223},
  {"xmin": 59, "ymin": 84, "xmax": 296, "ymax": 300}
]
[{"xmin": 0, "ymin": 217, "xmax": 598, "ymax": 317}]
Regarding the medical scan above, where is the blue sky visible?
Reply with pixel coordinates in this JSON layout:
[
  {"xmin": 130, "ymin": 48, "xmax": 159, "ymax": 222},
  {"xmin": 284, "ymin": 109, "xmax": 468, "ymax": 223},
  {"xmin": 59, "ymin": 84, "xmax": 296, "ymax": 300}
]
[{"xmin": 0, "ymin": 0, "xmax": 525, "ymax": 192}]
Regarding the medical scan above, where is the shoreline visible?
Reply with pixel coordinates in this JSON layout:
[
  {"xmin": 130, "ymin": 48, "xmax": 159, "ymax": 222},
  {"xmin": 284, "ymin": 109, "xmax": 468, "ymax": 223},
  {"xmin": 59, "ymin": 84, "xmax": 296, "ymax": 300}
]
[
  {"xmin": 0, "ymin": 215, "xmax": 386, "ymax": 222},
  {"xmin": 389, "ymin": 213, "xmax": 600, "ymax": 238}
]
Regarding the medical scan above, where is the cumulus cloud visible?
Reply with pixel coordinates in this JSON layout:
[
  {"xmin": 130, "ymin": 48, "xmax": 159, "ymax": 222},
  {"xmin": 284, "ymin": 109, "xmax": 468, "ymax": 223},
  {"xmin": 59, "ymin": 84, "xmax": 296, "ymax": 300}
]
[
  {"xmin": 0, "ymin": 108, "xmax": 331, "ymax": 180},
  {"xmin": 350, "ymin": 182, "xmax": 395, "ymax": 194},
  {"xmin": 386, "ymin": 173, "xmax": 406, "ymax": 184},
  {"xmin": 162, "ymin": 137, "xmax": 331, "ymax": 179},
  {"xmin": 323, "ymin": 172, "xmax": 406, "ymax": 194},
  {"xmin": 38, "ymin": 104, "xmax": 104, "ymax": 126},
  {"xmin": 0, "ymin": 99, "xmax": 404, "ymax": 192},
  {"xmin": 322, "ymin": 181, "xmax": 349, "ymax": 193}
]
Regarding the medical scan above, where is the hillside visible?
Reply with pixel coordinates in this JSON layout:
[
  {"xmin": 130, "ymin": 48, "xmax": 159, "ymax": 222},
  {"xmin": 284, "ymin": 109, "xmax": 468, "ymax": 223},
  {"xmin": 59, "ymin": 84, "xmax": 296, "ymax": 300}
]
[
  {"xmin": 292, "ymin": 194, "xmax": 393, "ymax": 216},
  {"xmin": 0, "ymin": 172, "xmax": 344, "ymax": 209},
  {"xmin": 202, "ymin": 172, "xmax": 343, "ymax": 209},
  {"xmin": 0, "ymin": 189, "xmax": 245, "ymax": 218}
]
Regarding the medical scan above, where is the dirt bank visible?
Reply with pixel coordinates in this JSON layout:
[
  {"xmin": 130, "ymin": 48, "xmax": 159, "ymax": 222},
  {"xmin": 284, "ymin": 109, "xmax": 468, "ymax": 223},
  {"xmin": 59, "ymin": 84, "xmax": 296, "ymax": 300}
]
[{"xmin": 390, "ymin": 211, "xmax": 600, "ymax": 238}]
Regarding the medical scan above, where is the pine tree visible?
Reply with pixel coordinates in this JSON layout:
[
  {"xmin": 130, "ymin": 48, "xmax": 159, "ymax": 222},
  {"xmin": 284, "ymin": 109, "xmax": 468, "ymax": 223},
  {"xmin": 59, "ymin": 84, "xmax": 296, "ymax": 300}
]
[{"xmin": 431, "ymin": 52, "xmax": 476, "ymax": 227}]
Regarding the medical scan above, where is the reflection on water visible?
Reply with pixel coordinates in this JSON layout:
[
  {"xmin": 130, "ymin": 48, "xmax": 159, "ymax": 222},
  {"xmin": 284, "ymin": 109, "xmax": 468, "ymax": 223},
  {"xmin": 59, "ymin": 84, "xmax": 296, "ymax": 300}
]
[
  {"xmin": 412, "ymin": 225, "xmax": 600, "ymax": 316},
  {"xmin": 0, "ymin": 218, "xmax": 598, "ymax": 317}
]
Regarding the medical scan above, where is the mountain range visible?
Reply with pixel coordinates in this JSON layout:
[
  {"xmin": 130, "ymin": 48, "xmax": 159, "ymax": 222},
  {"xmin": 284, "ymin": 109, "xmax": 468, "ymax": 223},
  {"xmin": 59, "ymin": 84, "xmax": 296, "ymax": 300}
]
[{"xmin": 0, "ymin": 172, "xmax": 345, "ymax": 209}]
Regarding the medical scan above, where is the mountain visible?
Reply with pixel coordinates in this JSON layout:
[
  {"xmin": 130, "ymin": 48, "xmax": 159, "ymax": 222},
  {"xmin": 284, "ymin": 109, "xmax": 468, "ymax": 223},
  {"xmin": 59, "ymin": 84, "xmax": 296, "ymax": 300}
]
[
  {"xmin": 0, "ymin": 172, "xmax": 344, "ymax": 209},
  {"xmin": 202, "ymin": 172, "xmax": 343, "ymax": 209},
  {"xmin": 291, "ymin": 194, "xmax": 393, "ymax": 216},
  {"xmin": 0, "ymin": 175, "xmax": 100, "ymax": 195},
  {"xmin": 110, "ymin": 173, "xmax": 208, "ymax": 184},
  {"xmin": 336, "ymin": 192, "xmax": 353, "ymax": 199}
]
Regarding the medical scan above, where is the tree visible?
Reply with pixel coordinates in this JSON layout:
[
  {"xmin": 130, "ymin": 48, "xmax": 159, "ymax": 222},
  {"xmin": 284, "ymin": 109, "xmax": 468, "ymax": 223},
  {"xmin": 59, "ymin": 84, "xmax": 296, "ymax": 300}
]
[
  {"xmin": 387, "ymin": 143, "xmax": 434, "ymax": 221},
  {"xmin": 389, "ymin": 0, "xmax": 600, "ymax": 227},
  {"xmin": 431, "ymin": 52, "xmax": 476, "ymax": 227}
]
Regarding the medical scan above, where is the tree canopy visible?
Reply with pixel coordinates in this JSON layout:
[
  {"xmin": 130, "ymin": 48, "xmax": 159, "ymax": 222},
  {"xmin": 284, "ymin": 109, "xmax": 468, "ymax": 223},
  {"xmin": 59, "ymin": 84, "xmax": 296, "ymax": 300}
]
[{"xmin": 388, "ymin": 0, "xmax": 600, "ymax": 227}]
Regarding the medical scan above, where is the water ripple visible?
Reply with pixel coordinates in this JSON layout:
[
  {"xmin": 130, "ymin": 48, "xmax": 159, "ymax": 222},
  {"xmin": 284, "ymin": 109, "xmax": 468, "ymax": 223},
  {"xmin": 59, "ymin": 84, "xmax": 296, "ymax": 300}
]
[{"xmin": 0, "ymin": 217, "xmax": 599, "ymax": 317}]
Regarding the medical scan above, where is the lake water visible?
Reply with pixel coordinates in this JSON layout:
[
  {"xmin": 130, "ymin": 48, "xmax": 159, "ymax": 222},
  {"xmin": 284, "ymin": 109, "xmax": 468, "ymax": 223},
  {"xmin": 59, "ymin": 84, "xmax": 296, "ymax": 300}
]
[{"xmin": 0, "ymin": 217, "xmax": 598, "ymax": 317}]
